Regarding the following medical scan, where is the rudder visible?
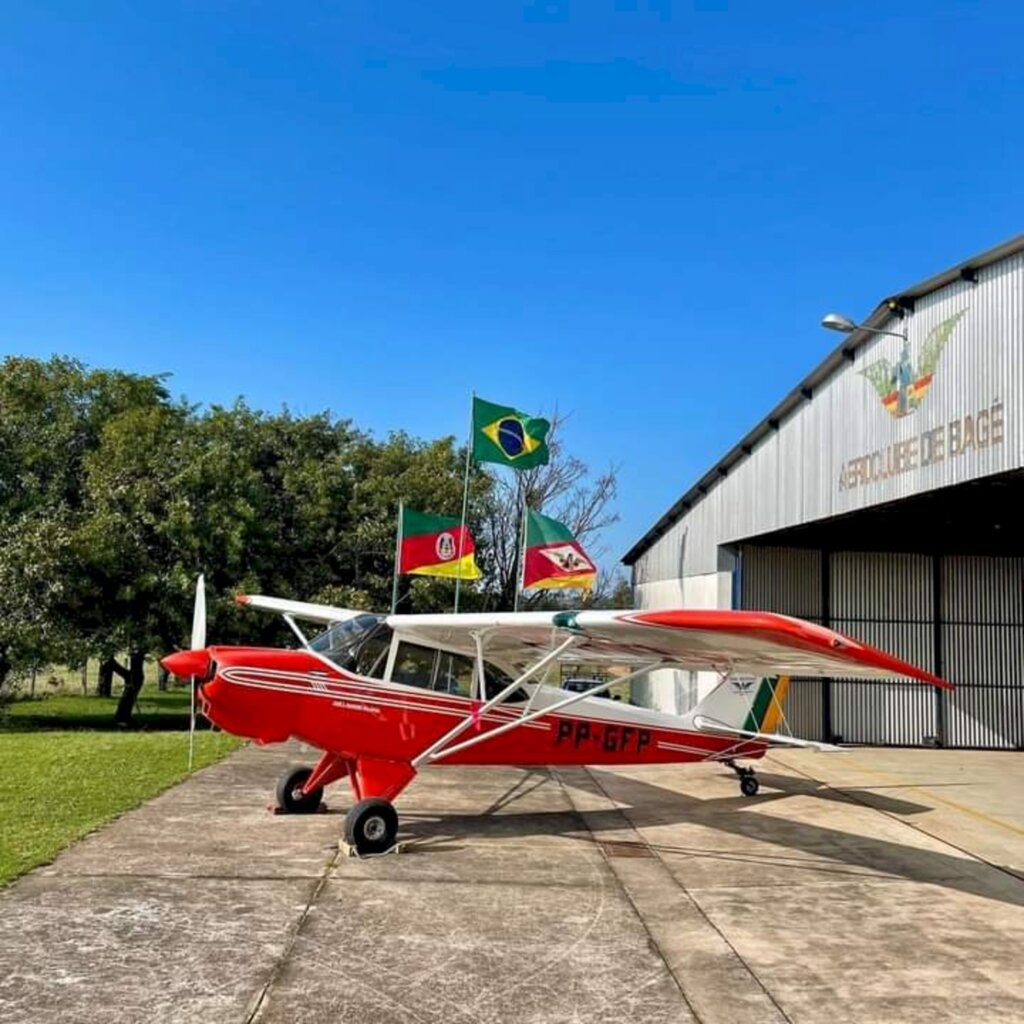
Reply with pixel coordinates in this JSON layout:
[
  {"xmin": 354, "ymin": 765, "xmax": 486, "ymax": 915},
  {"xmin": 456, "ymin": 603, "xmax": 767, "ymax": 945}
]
[{"xmin": 692, "ymin": 676, "xmax": 791, "ymax": 734}]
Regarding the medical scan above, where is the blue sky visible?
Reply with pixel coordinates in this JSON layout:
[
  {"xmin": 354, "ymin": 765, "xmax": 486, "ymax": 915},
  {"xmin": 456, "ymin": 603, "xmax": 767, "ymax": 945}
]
[{"xmin": 4, "ymin": 1, "xmax": 1023, "ymax": 567}]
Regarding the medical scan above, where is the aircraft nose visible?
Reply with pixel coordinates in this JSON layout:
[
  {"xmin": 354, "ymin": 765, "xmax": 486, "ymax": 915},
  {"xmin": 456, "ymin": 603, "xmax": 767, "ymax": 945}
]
[{"xmin": 162, "ymin": 649, "xmax": 213, "ymax": 680}]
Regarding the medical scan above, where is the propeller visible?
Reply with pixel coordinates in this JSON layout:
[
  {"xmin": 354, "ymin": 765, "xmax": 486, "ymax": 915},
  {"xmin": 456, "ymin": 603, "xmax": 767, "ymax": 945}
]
[
  {"xmin": 188, "ymin": 574, "xmax": 205, "ymax": 771},
  {"xmin": 191, "ymin": 572, "xmax": 207, "ymax": 651}
]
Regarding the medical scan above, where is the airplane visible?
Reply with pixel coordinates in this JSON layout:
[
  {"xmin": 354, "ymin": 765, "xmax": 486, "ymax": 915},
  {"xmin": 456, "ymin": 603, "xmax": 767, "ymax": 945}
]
[{"xmin": 161, "ymin": 581, "xmax": 951, "ymax": 855}]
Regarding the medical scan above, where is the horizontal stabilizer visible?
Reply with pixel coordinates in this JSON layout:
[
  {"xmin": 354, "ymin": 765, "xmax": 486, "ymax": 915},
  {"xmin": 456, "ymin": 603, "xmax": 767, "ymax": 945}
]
[{"xmin": 693, "ymin": 715, "xmax": 843, "ymax": 752}]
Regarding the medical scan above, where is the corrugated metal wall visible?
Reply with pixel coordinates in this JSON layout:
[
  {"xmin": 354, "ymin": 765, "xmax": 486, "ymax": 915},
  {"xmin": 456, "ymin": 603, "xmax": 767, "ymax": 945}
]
[
  {"xmin": 830, "ymin": 552, "xmax": 937, "ymax": 746},
  {"xmin": 741, "ymin": 545, "xmax": 1024, "ymax": 749},
  {"xmin": 943, "ymin": 555, "xmax": 1024, "ymax": 747}
]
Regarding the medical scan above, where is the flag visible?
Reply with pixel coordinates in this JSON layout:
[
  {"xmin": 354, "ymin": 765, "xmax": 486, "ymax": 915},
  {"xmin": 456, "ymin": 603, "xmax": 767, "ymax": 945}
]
[
  {"xmin": 522, "ymin": 508, "xmax": 597, "ymax": 590},
  {"xmin": 472, "ymin": 397, "xmax": 550, "ymax": 469},
  {"xmin": 398, "ymin": 507, "xmax": 481, "ymax": 580}
]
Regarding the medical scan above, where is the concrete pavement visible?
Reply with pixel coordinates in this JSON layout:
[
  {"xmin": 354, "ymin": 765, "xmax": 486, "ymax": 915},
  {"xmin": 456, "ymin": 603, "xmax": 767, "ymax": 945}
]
[{"xmin": 0, "ymin": 744, "xmax": 1021, "ymax": 1024}]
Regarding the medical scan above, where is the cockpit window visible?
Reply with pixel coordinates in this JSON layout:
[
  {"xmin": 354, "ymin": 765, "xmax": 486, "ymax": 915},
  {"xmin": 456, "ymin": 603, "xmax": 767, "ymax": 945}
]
[
  {"xmin": 435, "ymin": 652, "xmax": 475, "ymax": 697},
  {"xmin": 392, "ymin": 642, "xmax": 436, "ymax": 689},
  {"xmin": 309, "ymin": 614, "xmax": 385, "ymax": 671},
  {"xmin": 390, "ymin": 641, "xmax": 527, "ymax": 702},
  {"xmin": 353, "ymin": 623, "xmax": 392, "ymax": 679}
]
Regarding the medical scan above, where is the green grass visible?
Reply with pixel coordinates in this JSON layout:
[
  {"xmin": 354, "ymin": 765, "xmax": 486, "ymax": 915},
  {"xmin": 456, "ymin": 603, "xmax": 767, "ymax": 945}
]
[
  {"xmin": 0, "ymin": 686, "xmax": 242, "ymax": 886},
  {"xmin": 3, "ymin": 686, "xmax": 199, "ymax": 731}
]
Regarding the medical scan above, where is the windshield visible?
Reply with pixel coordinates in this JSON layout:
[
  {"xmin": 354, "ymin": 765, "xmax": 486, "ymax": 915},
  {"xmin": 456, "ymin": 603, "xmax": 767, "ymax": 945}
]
[{"xmin": 309, "ymin": 614, "xmax": 385, "ymax": 670}]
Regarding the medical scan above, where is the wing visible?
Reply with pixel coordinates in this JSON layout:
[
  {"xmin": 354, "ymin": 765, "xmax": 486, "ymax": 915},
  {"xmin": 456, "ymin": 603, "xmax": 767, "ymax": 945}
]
[
  {"xmin": 236, "ymin": 593, "xmax": 370, "ymax": 626},
  {"xmin": 858, "ymin": 357, "xmax": 894, "ymax": 398},
  {"xmin": 387, "ymin": 608, "xmax": 951, "ymax": 688},
  {"xmin": 918, "ymin": 309, "xmax": 966, "ymax": 377}
]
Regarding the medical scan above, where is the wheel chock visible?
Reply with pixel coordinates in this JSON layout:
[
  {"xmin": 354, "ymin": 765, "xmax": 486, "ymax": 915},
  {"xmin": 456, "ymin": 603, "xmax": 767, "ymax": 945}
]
[
  {"xmin": 337, "ymin": 838, "xmax": 403, "ymax": 858},
  {"xmin": 267, "ymin": 802, "xmax": 329, "ymax": 815}
]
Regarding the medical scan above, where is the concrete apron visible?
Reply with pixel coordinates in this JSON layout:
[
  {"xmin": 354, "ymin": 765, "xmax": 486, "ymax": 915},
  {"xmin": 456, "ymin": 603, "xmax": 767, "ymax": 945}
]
[{"xmin": 0, "ymin": 744, "xmax": 1020, "ymax": 1024}]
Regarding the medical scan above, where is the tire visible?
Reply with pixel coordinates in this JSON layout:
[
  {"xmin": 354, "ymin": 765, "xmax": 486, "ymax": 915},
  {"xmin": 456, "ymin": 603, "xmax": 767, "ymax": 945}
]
[
  {"xmin": 276, "ymin": 767, "xmax": 323, "ymax": 814},
  {"xmin": 740, "ymin": 774, "xmax": 760, "ymax": 797},
  {"xmin": 344, "ymin": 797, "xmax": 398, "ymax": 854}
]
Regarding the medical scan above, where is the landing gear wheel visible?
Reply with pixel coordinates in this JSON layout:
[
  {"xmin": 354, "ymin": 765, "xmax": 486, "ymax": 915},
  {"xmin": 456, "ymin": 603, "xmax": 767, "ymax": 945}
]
[
  {"xmin": 276, "ymin": 767, "xmax": 323, "ymax": 814},
  {"xmin": 344, "ymin": 797, "xmax": 398, "ymax": 854},
  {"xmin": 740, "ymin": 774, "xmax": 760, "ymax": 797}
]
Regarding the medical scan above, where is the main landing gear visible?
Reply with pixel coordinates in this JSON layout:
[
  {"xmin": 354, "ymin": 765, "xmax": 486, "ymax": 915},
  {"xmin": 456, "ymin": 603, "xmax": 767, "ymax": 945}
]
[
  {"xmin": 726, "ymin": 760, "xmax": 760, "ymax": 797},
  {"xmin": 276, "ymin": 766, "xmax": 324, "ymax": 814},
  {"xmin": 274, "ymin": 756, "xmax": 405, "ymax": 855},
  {"xmin": 343, "ymin": 797, "xmax": 399, "ymax": 855}
]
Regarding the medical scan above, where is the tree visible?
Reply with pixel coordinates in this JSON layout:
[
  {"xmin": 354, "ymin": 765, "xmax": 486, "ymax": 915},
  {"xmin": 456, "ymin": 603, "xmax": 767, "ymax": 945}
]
[
  {"xmin": 0, "ymin": 510, "xmax": 77, "ymax": 693},
  {"xmin": 0, "ymin": 357, "xmax": 171, "ymax": 690},
  {"xmin": 72, "ymin": 403, "xmax": 194, "ymax": 719},
  {"xmin": 74, "ymin": 400, "xmax": 367, "ymax": 719}
]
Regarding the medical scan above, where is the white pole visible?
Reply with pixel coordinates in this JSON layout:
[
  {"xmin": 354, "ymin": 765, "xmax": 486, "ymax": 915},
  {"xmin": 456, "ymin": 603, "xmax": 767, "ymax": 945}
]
[
  {"xmin": 188, "ymin": 677, "xmax": 196, "ymax": 771},
  {"xmin": 391, "ymin": 502, "xmax": 404, "ymax": 615},
  {"xmin": 454, "ymin": 393, "xmax": 475, "ymax": 613},
  {"xmin": 513, "ymin": 495, "xmax": 528, "ymax": 612}
]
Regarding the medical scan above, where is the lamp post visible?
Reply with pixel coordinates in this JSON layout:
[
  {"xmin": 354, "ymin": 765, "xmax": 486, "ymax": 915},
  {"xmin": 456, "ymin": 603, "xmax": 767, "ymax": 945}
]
[{"xmin": 821, "ymin": 311, "xmax": 907, "ymax": 341}]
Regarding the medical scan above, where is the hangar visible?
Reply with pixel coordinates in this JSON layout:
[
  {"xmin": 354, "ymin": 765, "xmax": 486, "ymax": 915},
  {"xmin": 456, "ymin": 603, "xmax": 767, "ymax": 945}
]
[{"xmin": 623, "ymin": 235, "xmax": 1024, "ymax": 749}]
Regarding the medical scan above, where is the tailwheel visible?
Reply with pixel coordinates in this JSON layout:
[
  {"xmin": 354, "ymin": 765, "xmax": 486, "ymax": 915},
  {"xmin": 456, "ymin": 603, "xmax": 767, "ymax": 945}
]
[
  {"xmin": 726, "ymin": 759, "xmax": 760, "ymax": 797},
  {"xmin": 344, "ymin": 797, "xmax": 398, "ymax": 855},
  {"xmin": 276, "ymin": 766, "xmax": 324, "ymax": 814}
]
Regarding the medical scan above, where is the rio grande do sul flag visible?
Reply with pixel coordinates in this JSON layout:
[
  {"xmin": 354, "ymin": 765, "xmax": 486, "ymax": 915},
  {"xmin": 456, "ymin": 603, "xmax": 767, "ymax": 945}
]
[
  {"xmin": 522, "ymin": 508, "xmax": 596, "ymax": 590},
  {"xmin": 472, "ymin": 397, "xmax": 550, "ymax": 469},
  {"xmin": 398, "ymin": 508, "xmax": 482, "ymax": 580}
]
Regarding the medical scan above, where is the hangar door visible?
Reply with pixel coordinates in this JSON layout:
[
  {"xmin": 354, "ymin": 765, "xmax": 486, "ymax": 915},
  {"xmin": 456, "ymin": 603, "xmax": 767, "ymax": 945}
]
[{"xmin": 739, "ymin": 546, "xmax": 1023, "ymax": 750}]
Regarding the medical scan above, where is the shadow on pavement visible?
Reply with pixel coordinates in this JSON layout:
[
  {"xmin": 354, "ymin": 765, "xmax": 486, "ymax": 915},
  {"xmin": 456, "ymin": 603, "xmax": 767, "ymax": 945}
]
[{"xmin": 395, "ymin": 766, "xmax": 1024, "ymax": 908}]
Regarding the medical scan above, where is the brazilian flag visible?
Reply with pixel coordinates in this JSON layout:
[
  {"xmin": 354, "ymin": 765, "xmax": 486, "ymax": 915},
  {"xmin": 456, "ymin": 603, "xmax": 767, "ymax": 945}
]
[{"xmin": 472, "ymin": 397, "xmax": 550, "ymax": 469}]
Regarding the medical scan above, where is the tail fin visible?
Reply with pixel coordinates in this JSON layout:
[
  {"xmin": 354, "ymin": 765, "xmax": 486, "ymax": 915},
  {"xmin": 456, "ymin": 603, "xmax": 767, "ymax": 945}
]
[{"xmin": 691, "ymin": 676, "xmax": 791, "ymax": 734}]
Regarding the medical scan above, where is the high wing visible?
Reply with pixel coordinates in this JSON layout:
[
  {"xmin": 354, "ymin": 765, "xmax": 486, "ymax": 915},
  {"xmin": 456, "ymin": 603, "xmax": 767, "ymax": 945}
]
[
  {"xmin": 236, "ymin": 593, "xmax": 369, "ymax": 626},
  {"xmin": 385, "ymin": 608, "xmax": 951, "ymax": 687},
  {"xmin": 235, "ymin": 595, "xmax": 950, "ymax": 687}
]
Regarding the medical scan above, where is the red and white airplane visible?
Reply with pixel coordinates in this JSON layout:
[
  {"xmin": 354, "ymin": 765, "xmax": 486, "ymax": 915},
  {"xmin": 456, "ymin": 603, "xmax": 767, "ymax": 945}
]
[{"xmin": 162, "ymin": 580, "xmax": 950, "ymax": 854}]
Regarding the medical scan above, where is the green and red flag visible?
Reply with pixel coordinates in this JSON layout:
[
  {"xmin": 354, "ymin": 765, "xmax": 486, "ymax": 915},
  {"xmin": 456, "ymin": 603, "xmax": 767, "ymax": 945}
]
[
  {"xmin": 522, "ymin": 508, "xmax": 596, "ymax": 591},
  {"xmin": 472, "ymin": 397, "xmax": 550, "ymax": 469},
  {"xmin": 398, "ymin": 507, "xmax": 482, "ymax": 580}
]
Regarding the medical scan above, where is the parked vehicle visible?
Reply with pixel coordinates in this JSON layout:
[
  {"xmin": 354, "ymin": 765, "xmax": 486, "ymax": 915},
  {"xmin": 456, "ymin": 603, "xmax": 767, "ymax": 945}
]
[{"xmin": 561, "ymin": 678, "xmax": 620, "ymax": 700}]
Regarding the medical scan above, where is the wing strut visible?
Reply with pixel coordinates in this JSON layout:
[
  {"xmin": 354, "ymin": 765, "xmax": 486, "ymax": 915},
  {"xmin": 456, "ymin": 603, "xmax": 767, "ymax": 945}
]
[
  {"xmin": 419, "ymin": 659, "xmax": 663, "ymax": 766},
  {"xmin": 410, "ymin": 635, "xmax": 581, "ymax": 768}
]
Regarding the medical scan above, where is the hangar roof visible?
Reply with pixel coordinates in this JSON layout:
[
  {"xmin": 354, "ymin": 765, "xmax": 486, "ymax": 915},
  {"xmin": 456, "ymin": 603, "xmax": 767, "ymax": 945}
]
[{"xmin": 622, "ymin": 233, "xmax": 1024, "ymax": 567}]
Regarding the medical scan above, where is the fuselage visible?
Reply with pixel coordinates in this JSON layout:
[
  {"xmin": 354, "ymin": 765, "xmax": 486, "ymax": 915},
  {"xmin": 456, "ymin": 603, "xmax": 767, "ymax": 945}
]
[{"xmin": 196, "ymin": 645, "xmax": 767, "ymax": 767}]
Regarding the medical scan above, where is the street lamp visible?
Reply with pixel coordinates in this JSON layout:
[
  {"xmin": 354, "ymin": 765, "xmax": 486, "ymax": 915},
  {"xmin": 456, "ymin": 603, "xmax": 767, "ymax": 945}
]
[{"xmin": 821, "ymin": 311, "xmax": 907, "ymax": 340}]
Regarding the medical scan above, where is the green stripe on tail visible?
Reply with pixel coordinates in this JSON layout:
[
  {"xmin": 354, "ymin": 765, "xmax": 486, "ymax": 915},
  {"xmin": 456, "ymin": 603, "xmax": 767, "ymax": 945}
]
[{"xmin": 742, "ymin": 676, "xmax": 791, "ymax": 734}]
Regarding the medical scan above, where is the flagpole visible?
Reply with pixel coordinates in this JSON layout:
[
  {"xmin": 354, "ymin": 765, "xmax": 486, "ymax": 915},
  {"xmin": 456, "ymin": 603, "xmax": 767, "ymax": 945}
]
[
  {"xmin": 391, "ymin": 502, "xmax": 403, "ymax": 615},
  {"xmin": 513, "ymin": 492, "xmax": 527, "ymax": 612},
  {"xmin": 454, "ymin": 392, "xmax": 475, "ymax": 613}
]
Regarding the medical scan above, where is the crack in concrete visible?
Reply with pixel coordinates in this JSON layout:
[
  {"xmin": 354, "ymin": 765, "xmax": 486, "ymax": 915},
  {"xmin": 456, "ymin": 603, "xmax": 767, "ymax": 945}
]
[
  {"xmin": 549, "ymin": 769, "xmax": 703, "ymax": 1024},
  {"xmin": 243, "ymin": 852, "xmax": 341, "ymax": 1024}
]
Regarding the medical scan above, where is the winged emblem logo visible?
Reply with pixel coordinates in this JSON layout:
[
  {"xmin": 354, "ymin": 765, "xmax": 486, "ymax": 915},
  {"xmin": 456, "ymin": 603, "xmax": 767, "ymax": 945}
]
[
  {"xmin": 540, "ymin": 545, "xmax": 593, "ymax": 573},
  {"xmin": 858, "ymin": 310, "xmax": 967, "ymax": 418}
]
